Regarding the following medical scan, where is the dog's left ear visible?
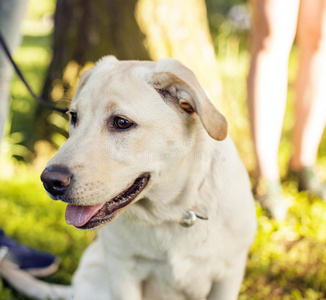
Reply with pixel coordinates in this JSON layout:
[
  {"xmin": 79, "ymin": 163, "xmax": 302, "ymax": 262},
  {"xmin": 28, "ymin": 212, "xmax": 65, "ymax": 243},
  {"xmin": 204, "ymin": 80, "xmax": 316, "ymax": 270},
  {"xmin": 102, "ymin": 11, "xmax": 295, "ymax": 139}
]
[{"xmin": 151, "ymin": 59, "xmax": 227, "ymax": 141}]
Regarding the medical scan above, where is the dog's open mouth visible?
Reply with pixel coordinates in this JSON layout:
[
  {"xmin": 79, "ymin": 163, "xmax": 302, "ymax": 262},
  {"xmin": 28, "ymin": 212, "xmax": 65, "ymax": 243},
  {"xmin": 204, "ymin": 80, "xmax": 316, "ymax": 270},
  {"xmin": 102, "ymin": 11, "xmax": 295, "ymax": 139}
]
[{"xmin": 65, "ymin": 173, "xmax": 150, "ymax": 230}]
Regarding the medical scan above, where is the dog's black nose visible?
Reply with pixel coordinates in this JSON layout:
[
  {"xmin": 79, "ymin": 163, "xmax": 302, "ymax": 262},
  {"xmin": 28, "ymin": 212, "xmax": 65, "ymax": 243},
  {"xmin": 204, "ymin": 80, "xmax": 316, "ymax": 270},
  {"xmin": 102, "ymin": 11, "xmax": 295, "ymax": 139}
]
[{"xmin": 41, "ymin": 165, "xmax": 72, "ymax": 197}]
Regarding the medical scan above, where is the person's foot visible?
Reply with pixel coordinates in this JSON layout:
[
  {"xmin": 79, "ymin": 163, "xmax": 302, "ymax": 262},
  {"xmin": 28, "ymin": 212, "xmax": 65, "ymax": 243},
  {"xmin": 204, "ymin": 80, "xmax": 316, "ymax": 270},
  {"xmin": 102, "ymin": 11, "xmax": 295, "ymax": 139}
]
[
  {"xmin": 289, "ymin": 166, "xmax": 326, "ymax": 201},
  {"xmin": 254, "ymin": 178, "xmax": 288, "ymax": 221},
  {"xmin": 0, "ymin": 229, "xmax": 59, "ymax": 277}
]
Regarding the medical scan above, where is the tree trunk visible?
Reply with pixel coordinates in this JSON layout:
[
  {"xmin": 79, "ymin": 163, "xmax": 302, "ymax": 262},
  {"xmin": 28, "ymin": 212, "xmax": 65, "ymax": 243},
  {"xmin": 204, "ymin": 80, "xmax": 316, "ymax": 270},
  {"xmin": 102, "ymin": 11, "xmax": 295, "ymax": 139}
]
[
  {"xmin": 136, "ymin": 0, "xmax": 222, "ymax": 106},
  {"xmin": 34, "ymin": 0, "xmax": 149, "ymax": 146}
]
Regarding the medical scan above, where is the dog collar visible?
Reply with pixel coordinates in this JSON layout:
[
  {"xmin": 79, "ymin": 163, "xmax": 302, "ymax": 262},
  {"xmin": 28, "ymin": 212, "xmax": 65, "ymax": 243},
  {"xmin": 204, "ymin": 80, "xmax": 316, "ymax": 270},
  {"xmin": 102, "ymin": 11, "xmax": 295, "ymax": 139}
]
[{"xmin": 179, "ymin": 210, "xmax": 208, "ymax": 227}]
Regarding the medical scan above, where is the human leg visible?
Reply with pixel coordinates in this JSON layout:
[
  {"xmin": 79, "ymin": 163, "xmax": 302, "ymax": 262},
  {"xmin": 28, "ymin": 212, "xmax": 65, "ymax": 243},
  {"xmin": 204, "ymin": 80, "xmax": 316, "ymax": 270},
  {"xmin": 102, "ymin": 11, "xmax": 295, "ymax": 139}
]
[
  {"xmin": 290, "ymin": 0, "xmax": 326, "ymax": 200},
  {"xmin": 247, "ymin": 0, "xmax": 300, "ymax": 218},
  {"xmin": 248, "ymin": 0, "xmax": 300, "ymax": 181},
  {"xmin": 291, "ymin": 0, "xmax": 326, "ymax": 170}
]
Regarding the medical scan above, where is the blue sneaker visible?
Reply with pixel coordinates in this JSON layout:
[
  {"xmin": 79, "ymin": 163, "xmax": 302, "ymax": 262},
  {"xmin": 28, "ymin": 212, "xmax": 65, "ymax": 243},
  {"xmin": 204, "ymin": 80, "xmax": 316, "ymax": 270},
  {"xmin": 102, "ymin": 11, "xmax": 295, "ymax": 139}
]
[{"xmin": 0, "ymin": 229, "xmax": 59, "ymax": 277}]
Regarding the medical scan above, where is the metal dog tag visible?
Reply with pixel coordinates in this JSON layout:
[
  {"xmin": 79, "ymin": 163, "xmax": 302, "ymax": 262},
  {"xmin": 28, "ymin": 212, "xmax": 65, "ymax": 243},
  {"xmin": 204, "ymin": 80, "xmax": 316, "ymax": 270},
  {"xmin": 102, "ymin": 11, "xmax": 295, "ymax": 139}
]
[{"xmin": 179, "ymin": 210, "xmax": 197, "ymax": 227}]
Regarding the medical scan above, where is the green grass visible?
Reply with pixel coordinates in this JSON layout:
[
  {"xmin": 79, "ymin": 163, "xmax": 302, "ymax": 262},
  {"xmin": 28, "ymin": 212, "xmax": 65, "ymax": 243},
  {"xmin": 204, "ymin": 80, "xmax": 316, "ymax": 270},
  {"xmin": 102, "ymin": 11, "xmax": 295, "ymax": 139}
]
[
  {"xmin": 1, "ymin": 163, "xmax": 326, "ymax": 300},
  {"xmin": 242, "ymin": 192, "xmax": 326, "ymax": 299},
  {"xmin": 1, "ymin": 0, "xmax": 326, "ymax": 299}
]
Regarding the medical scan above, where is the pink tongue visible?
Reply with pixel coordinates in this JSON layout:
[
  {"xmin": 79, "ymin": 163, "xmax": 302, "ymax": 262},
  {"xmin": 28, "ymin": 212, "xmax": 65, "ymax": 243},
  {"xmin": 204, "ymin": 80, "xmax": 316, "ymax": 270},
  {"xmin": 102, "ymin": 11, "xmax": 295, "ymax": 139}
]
[{"xmin": 65, "ymin": 203, "xmax": 105, "ymax": 227}]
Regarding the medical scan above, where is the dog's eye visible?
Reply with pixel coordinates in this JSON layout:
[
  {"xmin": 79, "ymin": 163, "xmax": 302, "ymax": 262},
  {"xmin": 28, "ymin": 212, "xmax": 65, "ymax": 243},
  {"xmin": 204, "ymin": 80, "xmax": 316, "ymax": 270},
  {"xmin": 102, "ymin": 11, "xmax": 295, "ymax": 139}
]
[
  {"xmin": 113, "ymin": 116, "xmax": 133, "ymax": 130},
  {"xmin": 68, "ymin": 110, "xmax": 78, "ymax": 126}
]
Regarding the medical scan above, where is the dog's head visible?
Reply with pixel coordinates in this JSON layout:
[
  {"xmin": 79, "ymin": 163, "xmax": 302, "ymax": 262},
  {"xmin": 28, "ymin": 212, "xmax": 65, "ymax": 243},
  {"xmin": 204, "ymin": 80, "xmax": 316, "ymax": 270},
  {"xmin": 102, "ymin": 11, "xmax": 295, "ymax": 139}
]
[{"xmin": 41, "ymin": 56, "xmax": 227, "ymax": 230}]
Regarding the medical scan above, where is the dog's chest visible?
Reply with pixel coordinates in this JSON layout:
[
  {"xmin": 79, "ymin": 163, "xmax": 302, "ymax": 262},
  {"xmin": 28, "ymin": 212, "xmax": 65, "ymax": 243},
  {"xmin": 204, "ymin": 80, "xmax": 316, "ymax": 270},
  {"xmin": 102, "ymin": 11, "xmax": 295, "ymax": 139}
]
[
  {"xmin": 100, "ymin": 221, "xmax": 225, "ymax": 299},
  {"xmin": 140, "ymin": 252, "xmax": 216, "ymax": 300}
]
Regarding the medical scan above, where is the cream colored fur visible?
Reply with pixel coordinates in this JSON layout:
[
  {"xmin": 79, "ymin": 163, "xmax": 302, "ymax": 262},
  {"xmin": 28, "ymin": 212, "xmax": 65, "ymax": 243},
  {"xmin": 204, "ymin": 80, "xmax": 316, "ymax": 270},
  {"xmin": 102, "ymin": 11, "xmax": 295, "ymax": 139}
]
[{"xmin": 0, "ymin": 57, "xmax": 256, "ymax": 300}]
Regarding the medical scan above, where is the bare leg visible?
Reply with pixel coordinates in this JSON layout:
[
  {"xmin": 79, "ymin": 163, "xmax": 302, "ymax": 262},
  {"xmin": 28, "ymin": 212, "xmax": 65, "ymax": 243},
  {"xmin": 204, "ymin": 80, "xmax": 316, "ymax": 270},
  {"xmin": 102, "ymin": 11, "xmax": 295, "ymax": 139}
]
[
  {"xmin": 248, "ymin": 0, "xmax": 300, "ymax": 180},
  {"xmin": 291, "ymin": 0, "xmax": 326, "ymax": 170}
]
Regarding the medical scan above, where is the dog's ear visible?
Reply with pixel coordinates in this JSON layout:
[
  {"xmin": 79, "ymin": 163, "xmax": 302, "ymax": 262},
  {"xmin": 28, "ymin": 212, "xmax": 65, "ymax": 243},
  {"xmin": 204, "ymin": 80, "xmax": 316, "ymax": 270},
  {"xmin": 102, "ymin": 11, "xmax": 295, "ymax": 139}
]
[
  {"xmin": 96, "ymin": 55, "xmax": 119, "ymax": 66},
  {"xmin": 73, "ymin": 66, "xmax": 96, "ymax": 100},
  {"xmin": 78, "ymin": 67, "xmax": 94, "ymax": 88},
  {"xmin": 151, "ymin": 59, "xmax": 227, "ymax": 141}
]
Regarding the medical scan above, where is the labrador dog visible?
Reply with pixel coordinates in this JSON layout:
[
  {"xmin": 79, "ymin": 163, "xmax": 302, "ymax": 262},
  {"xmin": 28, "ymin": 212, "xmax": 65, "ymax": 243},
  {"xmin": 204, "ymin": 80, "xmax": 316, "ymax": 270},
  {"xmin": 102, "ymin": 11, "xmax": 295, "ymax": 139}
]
[{"xmin": 0, "ymin": 56, "xmax": 256, "ymax": 300}]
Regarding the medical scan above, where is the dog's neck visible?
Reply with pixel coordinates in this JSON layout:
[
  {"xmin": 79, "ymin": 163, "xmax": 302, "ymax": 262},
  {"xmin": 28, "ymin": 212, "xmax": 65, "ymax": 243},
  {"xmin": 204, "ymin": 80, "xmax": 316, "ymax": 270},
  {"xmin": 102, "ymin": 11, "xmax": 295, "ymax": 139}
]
[{"xmin": 125, "ymin": 131, "xmax": 220, "ymax": 227}]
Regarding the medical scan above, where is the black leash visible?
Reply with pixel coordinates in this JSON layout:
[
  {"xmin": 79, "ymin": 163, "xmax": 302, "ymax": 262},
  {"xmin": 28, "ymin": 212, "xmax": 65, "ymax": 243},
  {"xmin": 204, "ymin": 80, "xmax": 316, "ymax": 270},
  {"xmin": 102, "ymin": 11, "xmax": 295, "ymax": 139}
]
[{"xmin": 0, "ymin": 30, "xmax": 68, "ymax": 114}]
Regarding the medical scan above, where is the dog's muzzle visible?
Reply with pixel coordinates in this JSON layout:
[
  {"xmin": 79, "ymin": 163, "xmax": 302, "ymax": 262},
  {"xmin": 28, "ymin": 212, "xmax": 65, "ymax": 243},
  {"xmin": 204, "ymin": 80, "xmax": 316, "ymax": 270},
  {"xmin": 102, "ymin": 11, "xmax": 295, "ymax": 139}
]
[{"xmin": 41, "ymin": 165, "xmax": 72, "ymax": 198}]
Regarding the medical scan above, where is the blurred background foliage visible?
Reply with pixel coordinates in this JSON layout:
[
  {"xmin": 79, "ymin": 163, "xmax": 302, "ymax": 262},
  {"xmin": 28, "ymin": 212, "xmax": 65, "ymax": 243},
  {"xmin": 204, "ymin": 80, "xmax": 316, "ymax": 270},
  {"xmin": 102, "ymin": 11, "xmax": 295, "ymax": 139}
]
[
  {"xmin": 0, "ymin": 0, "xmax": 326, "ymax": 299},
  {"xmin": 4, "ymin": 0, "xmax": 255, "ymax": 165}
]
